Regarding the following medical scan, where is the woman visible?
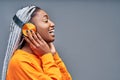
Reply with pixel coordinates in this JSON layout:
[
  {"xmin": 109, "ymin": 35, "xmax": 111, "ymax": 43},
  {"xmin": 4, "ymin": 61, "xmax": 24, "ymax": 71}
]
[{"xmin": 1, "ymin": 6, "xmax": 72, "ymax": 80}]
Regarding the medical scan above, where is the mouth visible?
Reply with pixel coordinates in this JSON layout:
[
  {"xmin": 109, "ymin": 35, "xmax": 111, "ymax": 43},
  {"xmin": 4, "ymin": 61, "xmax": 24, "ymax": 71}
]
[{"xmin": 48, "ymin": 29, "xmax": 55, "ymax": 36}]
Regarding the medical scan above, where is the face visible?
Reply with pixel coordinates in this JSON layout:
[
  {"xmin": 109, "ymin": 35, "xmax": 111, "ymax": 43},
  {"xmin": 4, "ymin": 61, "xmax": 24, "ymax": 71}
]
[{"xmin": 30, "ymin": 10, "xmax": 55, "ymax": 43}]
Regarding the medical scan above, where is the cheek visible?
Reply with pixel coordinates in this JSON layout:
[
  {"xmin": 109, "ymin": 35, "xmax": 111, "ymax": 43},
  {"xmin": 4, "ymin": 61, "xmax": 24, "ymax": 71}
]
[
  {"xmin": 34, "ymin": 21, "xmax": 50, "ymax": 36},
  {"xmin": 37, "ymin": 25, "xmax": 49, "ymax": 33},
  {"xmin": 36, "ymin": 22, "xmax": 47, "ymax": 31},
  {"xmin": 36, "ymin": 24, "xmax": 49, "ymax": 37}
]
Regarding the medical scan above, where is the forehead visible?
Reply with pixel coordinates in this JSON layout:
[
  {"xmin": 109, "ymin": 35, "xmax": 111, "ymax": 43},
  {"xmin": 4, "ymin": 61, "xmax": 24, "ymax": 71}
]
[{"xmin": 35, "ymin": 10, "xmax": 49, "ymax": 18}]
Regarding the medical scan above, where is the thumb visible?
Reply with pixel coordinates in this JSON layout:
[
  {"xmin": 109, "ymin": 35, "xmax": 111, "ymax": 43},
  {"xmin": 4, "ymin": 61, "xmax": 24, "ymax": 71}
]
[{"xmin": 48, "ymin": 43, "xmax": 56, "ymax": 54}]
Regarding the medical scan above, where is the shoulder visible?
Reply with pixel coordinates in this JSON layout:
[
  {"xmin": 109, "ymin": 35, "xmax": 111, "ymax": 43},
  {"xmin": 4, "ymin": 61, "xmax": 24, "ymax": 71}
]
[{"xmin": 9, "ymin": 49, "xmax": 40, "ymax": 67}]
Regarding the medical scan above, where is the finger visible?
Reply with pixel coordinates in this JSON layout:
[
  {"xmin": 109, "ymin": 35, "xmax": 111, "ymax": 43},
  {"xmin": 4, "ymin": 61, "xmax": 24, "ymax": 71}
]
[
  {"xmin": 31, "ymin": 30, "xmax": 44, "ymax": 46},
  {"xmin": 36, "ymin": 32, "xmax": 44, "ymax": 42},
  {"xmin": 48, "ymin": 42, "xmax": 53, "ymax": 48},
  {"xmin": 24, "ymin": 36, "xmax": 36, "ymax": 49},
  {"xmin": 48, "ymin": 43, "xmax": 56, "ymax": 53},
  {"xmin": 36, "ymin": 32, "xmax": 48, "ymax": 45},
  {"xmin": 27, "ymin": 30, "xmax": 39, "ymax": 46},
  {"xmin": 31, "ymin": 30, "xmax": 40, "ymax": 44}
]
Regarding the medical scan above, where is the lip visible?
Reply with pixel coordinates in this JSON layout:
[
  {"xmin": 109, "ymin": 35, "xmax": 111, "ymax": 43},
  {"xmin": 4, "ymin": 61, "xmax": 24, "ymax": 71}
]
[
  {"xmin": 48, "ymin": 29, "xmax": 55, "ymax": 36},
  {"xmin": 49, "ymin": 28, "xmax": 55, "ymax": 33},
  {"xmin": 49, "ymin": 29, "xmax": 55, "ymax": 33}
]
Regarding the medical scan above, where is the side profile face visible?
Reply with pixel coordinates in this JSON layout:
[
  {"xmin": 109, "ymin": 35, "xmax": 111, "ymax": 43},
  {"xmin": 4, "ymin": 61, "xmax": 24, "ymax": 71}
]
[{"xmin": 30, "ymin": 9, "xmax": 55, "ymax": 43}]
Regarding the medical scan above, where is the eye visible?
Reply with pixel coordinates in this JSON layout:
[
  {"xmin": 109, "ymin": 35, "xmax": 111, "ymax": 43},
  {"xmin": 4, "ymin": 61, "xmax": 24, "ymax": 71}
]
[
  {"xmin": 43, "ymin": 18, "xmax": 48, "ymax": 23},
  {"xmin": 43, "ymin": 16, "xmax": 49, "ymax": 23}
]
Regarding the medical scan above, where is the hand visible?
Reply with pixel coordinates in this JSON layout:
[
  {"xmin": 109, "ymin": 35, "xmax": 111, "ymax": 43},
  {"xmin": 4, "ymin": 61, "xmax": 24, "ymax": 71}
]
[
  {"xmin": 48, "ymin": 43, "xmax": 56, "ymax": 55},
  {"xmin": 24, "ymin": 30, "xmax": 51, "ymax": 56}
]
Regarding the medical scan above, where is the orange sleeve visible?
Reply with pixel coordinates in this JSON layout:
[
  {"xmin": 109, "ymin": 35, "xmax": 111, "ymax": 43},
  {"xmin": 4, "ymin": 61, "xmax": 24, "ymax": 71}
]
[
  {"xmin": 7, "ymin": 53, "xmax": 62, "ymax": 80},
  {"xmin": 40, "ymin": 53, "xmax": 62, "ymax": 80},
  {"xmin": 53, "ymin": 52, "xmax": 72, "ymax": 80}
]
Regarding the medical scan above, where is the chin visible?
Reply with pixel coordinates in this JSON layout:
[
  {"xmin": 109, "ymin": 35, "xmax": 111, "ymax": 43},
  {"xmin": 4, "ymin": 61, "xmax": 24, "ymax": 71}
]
[
  {"xmin": 46, "ymin": 38, "xmax": 55, "ymax": 43},
  {"xmin": 44, "ymin": 34, "xmax": 55, "ymax": 43},
  {"xmin": 49, "ymin": 39, "xmax": 55, "ymax": 42}
]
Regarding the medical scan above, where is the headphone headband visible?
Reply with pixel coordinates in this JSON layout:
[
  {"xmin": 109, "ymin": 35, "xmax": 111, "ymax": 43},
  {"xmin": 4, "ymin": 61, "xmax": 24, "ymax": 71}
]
[{"xmin": 13, "ymin": 15, "xmax": 25, "ymax": 28}]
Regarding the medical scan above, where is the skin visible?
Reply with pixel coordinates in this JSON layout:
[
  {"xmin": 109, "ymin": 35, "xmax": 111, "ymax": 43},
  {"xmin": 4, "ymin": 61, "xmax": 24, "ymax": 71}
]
[{"xmin": 22, "ymin": 10, "xmax": 56, "ymax": 56}]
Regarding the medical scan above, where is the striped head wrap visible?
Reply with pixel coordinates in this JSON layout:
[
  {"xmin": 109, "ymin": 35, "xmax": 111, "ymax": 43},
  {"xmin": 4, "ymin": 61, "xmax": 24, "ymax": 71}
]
[{"xmin": 1, "ymin": 6, "xmax": 37, "ymax": 80}]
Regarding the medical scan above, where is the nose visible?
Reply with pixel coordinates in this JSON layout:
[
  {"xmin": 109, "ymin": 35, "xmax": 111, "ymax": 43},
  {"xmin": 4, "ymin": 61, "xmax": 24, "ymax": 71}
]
[{"xmin": 49, "ymin": 20, "xmax": 55, "ymax": 27}]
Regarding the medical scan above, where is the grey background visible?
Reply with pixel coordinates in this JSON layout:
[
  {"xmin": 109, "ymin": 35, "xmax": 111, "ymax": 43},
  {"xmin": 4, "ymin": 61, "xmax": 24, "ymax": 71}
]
[{"xmin": 0, "ymin": 0, "xmax": 120, "ymax": 80}]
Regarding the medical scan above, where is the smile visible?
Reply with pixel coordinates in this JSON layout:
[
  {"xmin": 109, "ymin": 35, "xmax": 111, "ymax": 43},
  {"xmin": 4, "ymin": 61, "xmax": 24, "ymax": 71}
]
[{"xmin": 49, "ymin": 29, "xmax": 55, "ymax": 33}]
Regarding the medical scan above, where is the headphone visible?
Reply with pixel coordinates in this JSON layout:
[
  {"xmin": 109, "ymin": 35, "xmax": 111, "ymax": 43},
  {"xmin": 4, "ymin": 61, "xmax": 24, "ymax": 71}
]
[{"xmin": 13, "ymin": 15, "xmax": 36, "ymax": 36}]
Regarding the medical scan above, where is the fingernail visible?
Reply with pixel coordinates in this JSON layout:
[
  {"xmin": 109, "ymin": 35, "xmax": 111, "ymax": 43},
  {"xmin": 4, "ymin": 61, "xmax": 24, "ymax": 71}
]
[
  {"xmin": 26, "ymin": 30, "xmax": 28, "ymax": 33},
  {"xmin": 30, "ymin": 30, "xmax": 32, "ymax": 32}
]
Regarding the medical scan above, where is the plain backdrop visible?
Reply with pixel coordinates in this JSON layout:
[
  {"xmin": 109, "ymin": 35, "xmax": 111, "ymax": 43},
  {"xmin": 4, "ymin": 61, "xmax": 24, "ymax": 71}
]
[{"xmin": 0, "ymin": 0, "xmax": 120, "ymax": 80}]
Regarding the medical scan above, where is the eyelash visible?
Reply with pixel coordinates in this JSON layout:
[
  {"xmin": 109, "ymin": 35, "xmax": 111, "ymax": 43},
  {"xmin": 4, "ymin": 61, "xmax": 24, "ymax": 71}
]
[{"xmin": 43, "ymin": 19, "xmax": 48, "ymax": 23}]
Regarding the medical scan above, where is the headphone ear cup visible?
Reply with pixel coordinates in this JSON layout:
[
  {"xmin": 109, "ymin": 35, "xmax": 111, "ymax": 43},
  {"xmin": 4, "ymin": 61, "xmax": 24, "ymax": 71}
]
[{"xmin": 22, "ymin": 23, "xmax": 36, "ymax": 36}]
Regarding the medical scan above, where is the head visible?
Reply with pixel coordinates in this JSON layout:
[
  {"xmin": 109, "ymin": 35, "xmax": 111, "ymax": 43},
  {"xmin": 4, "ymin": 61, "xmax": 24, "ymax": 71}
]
[{"xmin": 30, "ymin": 7, "xmax": 55, "ymax": 43}]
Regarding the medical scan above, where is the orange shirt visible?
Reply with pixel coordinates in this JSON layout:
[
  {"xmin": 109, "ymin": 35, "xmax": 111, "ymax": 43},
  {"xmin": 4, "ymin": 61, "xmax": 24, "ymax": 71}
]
[{"xmin": 6, "ymin": 49, "xmax": 72, "ymax": 80}]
